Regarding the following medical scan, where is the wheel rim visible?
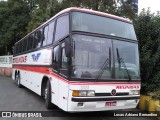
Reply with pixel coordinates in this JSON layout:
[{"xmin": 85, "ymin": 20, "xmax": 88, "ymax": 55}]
[
  {"xmin": 16, "ymin": 74, "xmax": 20, "ymax": 86},
  {"xmin": 16, "ymin": 75, "xmax": 18, "ymax": 84},
  {"xmin": 45, "ymin": 88, "xmax": 48, "ymax": 100}
]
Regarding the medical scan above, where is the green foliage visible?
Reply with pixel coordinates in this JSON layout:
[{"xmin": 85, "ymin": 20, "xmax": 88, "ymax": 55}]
[
  {"xmin": 27, "ymin": 8, "xmax": 49, "ymax": 32},
  {"xmin": 117, "ymin": 0, "xmax": 138, "ymax": 20},
  {"xmin": 134, "ymin": 8, "xmax": 160, "ymax": 93},
  {"xmin": 0, "ymin": 0, "xmax": 30, "ymax": 55},
  {"xmin": 27, "ymin": 0, "xmax": 69, "ymax": 32},
  {"xmin": 27, "ymin": 0, "xmax": 137, "ymax": 32},
  {"xmin": 60, "ymin": 0, "xmax": 137, "ymax": 19}
]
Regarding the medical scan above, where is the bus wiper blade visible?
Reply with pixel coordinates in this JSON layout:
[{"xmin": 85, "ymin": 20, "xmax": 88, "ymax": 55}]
[
  {"xmin": 116, "ymin": 48, "xmax": 131, "ymax": 82},
  {"xmin": 96, "ymin": 48, "xmax": 111, "ymax": 81}
]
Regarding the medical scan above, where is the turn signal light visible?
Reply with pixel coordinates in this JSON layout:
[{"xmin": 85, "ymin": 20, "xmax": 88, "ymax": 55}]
[{"xmin": 72, "ymin": 90, "xmax": 79, "ymax": 97}]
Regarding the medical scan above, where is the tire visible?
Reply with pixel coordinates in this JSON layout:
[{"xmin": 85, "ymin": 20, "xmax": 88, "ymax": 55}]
[
  {"xmin": 15, "ymin": 73, "xmax": 22, "ymax": 88},
  {"xmin": 45, "ymin": 80, "xmax": 54, "ymax": 109}
]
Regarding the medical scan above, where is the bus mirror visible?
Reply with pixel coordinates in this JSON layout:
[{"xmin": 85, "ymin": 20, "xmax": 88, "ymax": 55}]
[{"xmin": 65, "ymin": 38, "xmax": 72, "ymax": 57}]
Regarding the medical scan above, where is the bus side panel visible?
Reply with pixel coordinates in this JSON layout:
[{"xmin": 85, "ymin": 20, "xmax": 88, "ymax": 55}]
[
  {"xmin": 12, "ymin": 48, "xmax": 52, "ymax": 95},
  {"xmin": 23, "ymin": 71, "xmax": 44, "ymax": 95},
  {"xmin": 12, "ymin": 68, "xmax": 16, "ymax": 80},
  {"xmin": 50, "ymin": 76, "xmax": 59, "ymax": 106},
  {"xmin": 57, "ymin": 78, "xmax": 69, "ymax": 111},
  {"xmin": 20, "ymin": 70, "xmax": 26, "ymax": 86}
]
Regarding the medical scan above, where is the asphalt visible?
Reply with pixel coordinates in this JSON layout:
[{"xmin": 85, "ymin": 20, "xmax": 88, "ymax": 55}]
[{"xmin": 0, "ymin": 76, "xmax": 158, "ymax": 120}]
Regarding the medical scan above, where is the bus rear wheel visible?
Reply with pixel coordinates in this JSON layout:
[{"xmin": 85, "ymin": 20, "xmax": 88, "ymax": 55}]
[
  {"xmin": 15, "ymin": 73, "xmax": 22, "ymax": 88},
  {"xmin": 45, "ymin": 80, "xmax": 54, "ymax": 109}
]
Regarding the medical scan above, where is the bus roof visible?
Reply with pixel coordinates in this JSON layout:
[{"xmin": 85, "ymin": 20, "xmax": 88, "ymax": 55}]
[
  {"xmin": 68, "ymin": 7, "xmax": 132, "ymax": 23},
  {"xmin": 15, "ymin": 7, "xmax": 132, "ymax": 45}
]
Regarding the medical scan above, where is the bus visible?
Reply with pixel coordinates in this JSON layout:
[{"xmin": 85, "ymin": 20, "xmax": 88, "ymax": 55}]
[{"xmin": 12, "ymin": 7, "xmax": 141, "ymax": 112}]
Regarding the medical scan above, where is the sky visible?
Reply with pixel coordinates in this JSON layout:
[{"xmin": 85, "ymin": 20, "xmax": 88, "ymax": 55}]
[{"xmin": 138, "ymin": 0, "xmax": 160, "ymax": 14}]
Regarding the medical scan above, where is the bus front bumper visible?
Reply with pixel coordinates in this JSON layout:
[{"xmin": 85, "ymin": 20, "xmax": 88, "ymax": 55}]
[
  {"xmin": 71, "ymin": 96, "xmax": 140, "ymax": 102},
  {"xmin": 68, "ymin": 96, "xmax": 140, "ymax": 112}
]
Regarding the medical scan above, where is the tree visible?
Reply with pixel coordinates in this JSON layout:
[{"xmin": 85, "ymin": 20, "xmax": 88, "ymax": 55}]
[
  {"xmin": 117, "ymin": 0, "xmax": 138, "ymax": 20},
  {"xmin": 134, "ymin": 8, "xmax": 160, "ymax": 92},
  {"xmin": 62, "ymin": 0, "xmax": 137, "ymax": 19},
  {"xmin": 27, "ymin": 0, "xmax": 138, "ymax": 32},
  {"xmin": 0, "ymin": 0, "xmax": 30, "ymax": 55},
  {"xmin": 27, "ymin": 8, "xmax": 49, "ymax": 32},
  {"xmin": 0, "ymin": 0, "xmax": 138, "ymax": 55}
]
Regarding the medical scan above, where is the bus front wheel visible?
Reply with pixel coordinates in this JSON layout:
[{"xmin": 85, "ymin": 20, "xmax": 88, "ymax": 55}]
[{"xmin": 45, "ymin": 80, "xmax": 53, "ymax": 109}]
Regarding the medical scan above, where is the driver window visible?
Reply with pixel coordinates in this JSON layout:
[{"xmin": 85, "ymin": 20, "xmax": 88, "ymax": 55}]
[
  {"xmin": 53, "ymin": 46, "xmax": 59, "ymax": 71},
  {"xmin": 60, "ymin": 43, "xmax": 68, "ymax": 76}
]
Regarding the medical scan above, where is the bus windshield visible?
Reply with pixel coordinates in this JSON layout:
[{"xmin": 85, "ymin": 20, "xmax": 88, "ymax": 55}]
[
  {"xmin": 71, "ymin": 35, "xmax": 140, "ymax": 80},
  {"xmin": 72, "ymin": 12, "xmax": 137, "ymax": 40}
]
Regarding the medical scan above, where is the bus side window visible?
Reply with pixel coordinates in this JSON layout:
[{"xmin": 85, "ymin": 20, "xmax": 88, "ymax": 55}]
[
  {"xmin": 42, "ymin": 25, "xmax": 49, "ymax": 46},
  {"xmin": 26, "ymin": 37, "xmax": 30, "ymax": 51},
  {"xmin": 53, "ymin": 46, "xmax": 59, "ymax": 71},
  {"xmin": 23, "ymin": 38, "xmax": 25, "ymax": 52},
  {"xmin": 33, "ymin": 32, "xmax": 38, "ymax": 49},
  {"xmin": 28, "ymin": 36, "xmax": 33, "ymax": 50},
  {"xmin": 31, "ymin": 33, "xmax": 35, "ymax": 49},
  {"xmin": 23, "ymin": 40, "xmax": 26, "ymax": 52},
  {"xmin": 21, "ymin": 40, "xmax": 24, "ymax": 52},
  {"xmin": 60, "ymin": 43, "xmax": 68, "ymax": 76},
  {"xmin": 36, "ymin": 28, "xmax": 43, "ymax": 48},
  {"xmin": 25, "ymin": 38, "xmax": 28, "ymax": 51},
  {"xmin": 47, "ymin": 21, "xmax": 55, "ymax": 45},
  {"xmin": 55, "ymin": 15, "xmax": 69, "ymax": 42},
  {"xmin": 19, "ymin": 41, "xmax": 22, "ymax": 53},
  {"xmin": 17, "ymin": 43, "xmax": 19, "ymax": 54},
  {"xmin": 29, "ymin": 34, "xmax": 34, "ymax": 50}
]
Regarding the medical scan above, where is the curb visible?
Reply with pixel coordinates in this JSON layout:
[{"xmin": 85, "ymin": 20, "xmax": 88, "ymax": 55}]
[
  {"xmin": 0, "ymin": 68, "xmax": 5, "ymax": 76},
  {"xmin": 0, "ymin": 67, "xmax": 12, "ymax": 77}
]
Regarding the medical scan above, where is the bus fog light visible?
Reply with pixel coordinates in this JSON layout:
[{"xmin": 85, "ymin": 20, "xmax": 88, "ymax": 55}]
[
  {"xmin": 77, "ymin": 102, "xmax": 83, "ymax": 106},
  {"xmin": 129, "ymin": 90, "xmax": 139, "ymax": 95},
  {"xmin": 87, "ymin": 91, "xmax": 95, "ymax": 96}
]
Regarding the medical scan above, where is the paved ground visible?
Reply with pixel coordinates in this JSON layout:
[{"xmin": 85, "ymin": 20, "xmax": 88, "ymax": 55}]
[{"xmin": 0, "ymin": 76, "xmax": 158, "ymax": 120}]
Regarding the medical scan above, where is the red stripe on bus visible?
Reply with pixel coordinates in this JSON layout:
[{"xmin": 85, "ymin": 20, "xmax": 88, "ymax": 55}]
[
  {"xmin": 13, "ymin": 65, "xmax": 140, "ymax": 85},
  {"xmin": 13, "ymin": 65, "xmax": 50, "ymax": 74},
  {"xmin": 50, "ymin": 72, "xmax": 69, "ymax": 84},
  {"xmin": 13, "ymin": 65, "xmax": 70, "ymax": 83},
  {"xmin": 69, "ymin": 82, "xmax": 140, "ymax": 85}
]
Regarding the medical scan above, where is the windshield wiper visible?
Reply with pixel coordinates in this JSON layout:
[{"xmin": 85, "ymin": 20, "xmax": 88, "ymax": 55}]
[
  {"xmin": 116, "ymin": 48, "xmax": 131, "ymax": 82},
  {"xmin": 96, "ymin": 48, "xmax": 111, "ymax": 81}
]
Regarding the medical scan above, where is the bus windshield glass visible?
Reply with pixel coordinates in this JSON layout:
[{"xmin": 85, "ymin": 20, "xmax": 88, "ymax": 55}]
[
  {"xmin": 72, "ymin": 12, "xmax": 137, "ymax": 40},
  {"xmin": 71, "ymin": 35, "xmax": 140, "ymax": 80}
]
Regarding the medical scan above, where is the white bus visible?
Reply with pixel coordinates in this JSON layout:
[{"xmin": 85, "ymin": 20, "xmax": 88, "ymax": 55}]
[{"xmin": 12, "ymin": 7, "xmax": 141, "ymax": 112}]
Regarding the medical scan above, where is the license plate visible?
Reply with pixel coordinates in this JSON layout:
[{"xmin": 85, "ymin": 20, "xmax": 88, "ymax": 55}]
[{"xmin": 105, "ymin": 101, "xmax": 117, "ymax": 106}]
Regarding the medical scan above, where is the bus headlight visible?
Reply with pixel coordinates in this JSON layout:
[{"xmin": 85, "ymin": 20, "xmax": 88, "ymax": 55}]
[
  {"xmin": 129, "ymin": 90, "xmax": 140, "ymax": 95},
  {"xmin": 79, "ymin": 91, "xmax": 87, "ymax": 96},
  {"xmin": 87, "ymin": 91, "xmax": 95, "ymax": 96},
  {"xmin": 72, "ymin": 90, "xmax": 95, "ymax": 97}
]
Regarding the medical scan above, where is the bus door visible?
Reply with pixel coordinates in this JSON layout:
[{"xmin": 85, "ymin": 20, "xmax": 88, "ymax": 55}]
[{"xmin": 52, "ymin": 41, "xmax": 69, "ymax": 111}]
